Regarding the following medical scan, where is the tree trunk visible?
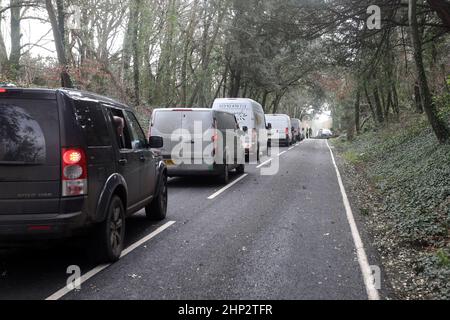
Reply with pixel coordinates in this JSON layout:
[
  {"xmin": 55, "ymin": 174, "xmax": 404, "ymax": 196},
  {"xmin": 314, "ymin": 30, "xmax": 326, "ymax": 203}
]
[
  {"xmin": 409, "ymin": 0, "xmax": 449, "ymax": 143},
  {"xmin": 355, "ymin": 88, "xmax": 361, "ymax": 135},
  {"xmin": 414, "ymin": 81, "xmax": 423, "ymax": 113},
  {"xmin": 131, "ymin": 0, "xmax": 141, "ymax": 105},
  {"xmin": 9, "ymin": 0, "xmax": 21, "ymax": 80},
  {"xmin": 229, "ymin": 68, "xmax": 241, "ymax": 98},
  {"xmin": 261, "ymin": 90, "xmax": 269, "ymax": 111},
  {"xmin": 45, "ymin": 0, "xmax": 73, "ymax": 88},
  {"xmin": 364, "ymin": 82, "xmax": 377, "ymax": 122},
  {"xmin": 373, "ymin": 84, "xmax": 385, "ymax": 125}
]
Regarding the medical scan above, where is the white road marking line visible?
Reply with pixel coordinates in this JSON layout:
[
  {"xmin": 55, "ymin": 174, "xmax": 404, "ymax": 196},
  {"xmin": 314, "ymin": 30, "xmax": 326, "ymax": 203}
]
[
  {"xmin": 256, "ymin": 158, "xmax": 273, "ymax": 169},
  {"xmin": 207, "ymin": 174, "xmax": 248, "ymax": 200},
  {"xmin": 45, "ymin": 221, "xmax": 176, "ymax": 301},
  {"xmin": 120, "ymin": 221, "xmax": 176, "ymax": 257},
  {"xmin": 278, "ymin": 151, "xmax": 287, "ymax": 156},
  {"xmin": 326, "ymin": 140, "xmax": 380, "ymax": 300},
  {"xmin": 288, "ymin": 147, "xmax": 295, "ymax": 151}
]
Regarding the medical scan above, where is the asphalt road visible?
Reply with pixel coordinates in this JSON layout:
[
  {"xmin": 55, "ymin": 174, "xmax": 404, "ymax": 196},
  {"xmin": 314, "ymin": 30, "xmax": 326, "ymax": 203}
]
[{"xmin": 0, "ymin": 139, "xmax": 378, "ymax": 300}]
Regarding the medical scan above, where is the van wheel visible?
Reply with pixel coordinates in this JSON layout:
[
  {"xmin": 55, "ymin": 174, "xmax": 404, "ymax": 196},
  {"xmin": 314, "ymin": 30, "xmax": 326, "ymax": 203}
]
[
  {"xmin": 146, "ymin": 173, "xmax": 168, "ymax": 221},
  {"xmin": 95, "ymin": 196, "xmax": 125, "ymax": 263},
  {"xmin": 236, "ymin": 164, "xmax": 245, "ymax": 174},
  {"xmin": 219, "ymin": 164, "xmax": 229, "ymax": 184}
]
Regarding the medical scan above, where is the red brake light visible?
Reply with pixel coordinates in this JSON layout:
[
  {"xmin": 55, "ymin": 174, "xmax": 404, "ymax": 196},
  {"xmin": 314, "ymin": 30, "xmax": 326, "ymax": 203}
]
[
  {"xmin": 285, "ymin": 128, "xmax": 289, "ymax": 135},
  {"xmin": 0, "ymin": 88, "xmax": 7, "ymax": 93},
  {"xmin": 62, "ymin": 148, "xmax": 87, "ymax": 197},
  {"xmin": 63, "ymin": 150, "xmax": 82, "ymax": 165}
]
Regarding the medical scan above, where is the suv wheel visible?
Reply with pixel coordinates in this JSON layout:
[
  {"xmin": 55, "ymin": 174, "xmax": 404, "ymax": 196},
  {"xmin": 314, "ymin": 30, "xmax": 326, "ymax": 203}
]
[
  {"xmin": 95, "ymin": 195, "xmax": 125, "ymax": 263},
  {"xmin": 146, "ymin": 173, "xmax": 168, "ymax": 221}
]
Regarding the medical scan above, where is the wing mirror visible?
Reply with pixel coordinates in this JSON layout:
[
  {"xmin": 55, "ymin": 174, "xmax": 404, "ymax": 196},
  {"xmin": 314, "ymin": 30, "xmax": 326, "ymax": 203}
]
[
  {"xmin": 266, "ymin": 123, "xmax": 272, "ymax": 130},
  {"xmin": 149, "ymin": 136, "xmax": 164, "ymax": 148}
]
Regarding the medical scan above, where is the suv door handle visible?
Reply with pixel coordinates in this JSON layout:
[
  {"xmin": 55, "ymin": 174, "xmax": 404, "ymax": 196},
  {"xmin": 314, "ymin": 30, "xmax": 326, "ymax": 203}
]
[{"xmin": 118, "ymin": 159, "xmax": 128, "ymax": 165}]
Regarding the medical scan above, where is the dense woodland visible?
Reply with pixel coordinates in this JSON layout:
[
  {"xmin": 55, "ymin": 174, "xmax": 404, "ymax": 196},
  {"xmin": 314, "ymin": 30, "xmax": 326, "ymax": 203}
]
[{"xmin": 0, "ymin": 0, "xmax": 449, "ymax": 142}]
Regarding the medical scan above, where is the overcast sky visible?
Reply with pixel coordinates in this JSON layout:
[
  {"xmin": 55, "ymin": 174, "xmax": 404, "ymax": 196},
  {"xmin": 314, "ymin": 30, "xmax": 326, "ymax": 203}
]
[{"xmin": 2, "ymin": 6, "xmax": 57, "ymax": 58}]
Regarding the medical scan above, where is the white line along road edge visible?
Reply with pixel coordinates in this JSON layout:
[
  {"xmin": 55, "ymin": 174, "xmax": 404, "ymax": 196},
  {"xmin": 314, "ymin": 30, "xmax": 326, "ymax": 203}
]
[
  {"xmin": 208, "ymin": 174, "xmax": 248, "ymax": 200},
  {"xmin": 46, "ymin": 221, "xmax": 176, "ymax": 301},
  {"xmin": 326, "ymin": 140, "xmax": 380, "ymax": 300}
]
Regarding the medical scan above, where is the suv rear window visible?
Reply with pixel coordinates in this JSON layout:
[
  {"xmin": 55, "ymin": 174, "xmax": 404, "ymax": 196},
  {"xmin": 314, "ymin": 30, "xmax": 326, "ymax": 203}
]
[
  {"xmin": 0, "ymin": 99, "xmax": 59, "ymax": 164},
  {"xmin": 73, "ymin": 101, "xmax": 111, "ymax": 147}
]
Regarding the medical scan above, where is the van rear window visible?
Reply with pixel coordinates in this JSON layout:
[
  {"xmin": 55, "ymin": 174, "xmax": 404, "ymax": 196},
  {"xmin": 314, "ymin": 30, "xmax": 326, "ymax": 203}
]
[
  {"xmin": 0, "ymin": 100, "xmax": 59, "ymax": 165},
  {"xmin": 267, "ymin": 118, "xmax": 288, "ymax": 129},
  {"xmin": 153, "ymin": 111, "xmax": 182, "ymax": 135}
]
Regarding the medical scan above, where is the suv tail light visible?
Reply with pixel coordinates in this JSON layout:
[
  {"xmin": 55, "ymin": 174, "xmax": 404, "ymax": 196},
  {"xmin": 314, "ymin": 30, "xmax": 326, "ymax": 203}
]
[
  {"xmin": 285, "ymin": 128, "xmax": 289, "ymax": 136},
  {"xmin": 62, "ymin": 148, "xmax": 88, "ymax": 197}
]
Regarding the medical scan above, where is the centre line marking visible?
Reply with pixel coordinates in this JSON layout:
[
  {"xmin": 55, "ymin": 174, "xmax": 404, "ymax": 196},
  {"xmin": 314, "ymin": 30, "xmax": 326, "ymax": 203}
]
[
  {"xmin": 288, "ymin": 147, "xmax": 295, "ymax": 151},
  {"xmin": 207, "ymin": 174, "xmax": 248, "ymax": 200},
  {"xmin": 278, "ymin": 151, "xmax": 287, "ymax": 156},
  {"xmin": 326, "ymin": 140, "xmax": 380, "ymax": 300},
  {"xmin": 257, "ymin": 158, "xmax": 273, "ymax": 169},
  {"xmin": 45, "ymin": 221, "xmax": 176, "ymax": 301}
]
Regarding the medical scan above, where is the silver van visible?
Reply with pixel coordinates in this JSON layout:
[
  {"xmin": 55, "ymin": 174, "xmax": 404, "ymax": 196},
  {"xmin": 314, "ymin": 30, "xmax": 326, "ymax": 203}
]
[
  {"xmin": 266, "ymin": 114, "xmax": 293, "ymax": 146},
  {"xmin": 149, "ymin": 108, "xmax": 245, "ymax": 184},
  {"xmin": 212, "ymin": 98, "xmax": 269, "ymax": 162}
]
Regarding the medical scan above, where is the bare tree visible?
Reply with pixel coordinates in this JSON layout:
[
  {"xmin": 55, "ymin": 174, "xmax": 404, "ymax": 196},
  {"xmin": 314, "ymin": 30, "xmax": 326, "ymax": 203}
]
[{"xmin": 409, "ymin": 0, "xmax": 449, "ymax": 143}]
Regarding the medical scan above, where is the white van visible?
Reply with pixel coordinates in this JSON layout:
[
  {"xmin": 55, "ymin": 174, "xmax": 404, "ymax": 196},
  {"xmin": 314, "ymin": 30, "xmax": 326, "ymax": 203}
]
[
  {"xmin": 150, "ymin": 108, "xmax": 245, "ymax": 184},
  {"xmin": 266, "ymin": 114, "xmax": 293, "ymax": 147},
  {"xmin": 212, "ymin": 98, "xmax": 268, "ymax": 162}
]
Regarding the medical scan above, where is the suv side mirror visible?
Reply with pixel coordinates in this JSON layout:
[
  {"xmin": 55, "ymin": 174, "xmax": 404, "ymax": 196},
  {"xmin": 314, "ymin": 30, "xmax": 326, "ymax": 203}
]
[
  {"xmin": 149, "ymin": 136, "xmax": 163, "ymax": 148},
  {"xmin": 267, "ymin": 123, "xmax": 272, "ymax": 130},
  {"xmin": 242, "ymin": 126, "xmax": 248, "ymax": 132}
]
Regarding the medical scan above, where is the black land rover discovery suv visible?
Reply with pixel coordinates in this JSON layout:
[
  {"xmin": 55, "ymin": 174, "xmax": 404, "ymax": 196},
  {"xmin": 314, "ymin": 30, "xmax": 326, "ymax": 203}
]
[{"xmin": 0, "ymin": 88, "xmax": 167, "ymax": 262}]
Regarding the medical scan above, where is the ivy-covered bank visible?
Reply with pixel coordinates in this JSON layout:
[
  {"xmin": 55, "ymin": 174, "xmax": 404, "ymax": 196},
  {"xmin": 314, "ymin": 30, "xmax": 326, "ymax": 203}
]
[{"xmin": 332, "ymin": 115, "xmax": 450, "ymax": 299}]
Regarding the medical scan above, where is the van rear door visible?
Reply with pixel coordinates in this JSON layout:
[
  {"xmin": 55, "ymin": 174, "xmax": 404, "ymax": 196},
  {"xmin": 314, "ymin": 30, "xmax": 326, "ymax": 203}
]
[
  {"xmin": 0, "ymin": 94, "xmax": 61, "ymax": 215},
  {"xmin": 182, "ymin": 111, "xmax": 213, "ymax": 164},
  {"xmin": 151, "ymin": 110, "xmax": 182, "ymax": 160}
]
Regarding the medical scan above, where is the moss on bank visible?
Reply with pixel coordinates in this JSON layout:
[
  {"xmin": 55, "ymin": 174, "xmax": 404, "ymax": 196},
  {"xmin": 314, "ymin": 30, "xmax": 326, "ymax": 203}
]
[{"xmin": 332, "ymin": 115, "xmax": 450, "ymax": 299}]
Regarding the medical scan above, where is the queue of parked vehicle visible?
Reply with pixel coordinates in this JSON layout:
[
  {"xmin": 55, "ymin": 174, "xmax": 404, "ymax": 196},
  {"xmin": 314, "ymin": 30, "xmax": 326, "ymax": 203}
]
[{"xmin": 0, "ymin": 88, "xmax": 305, "ymax": 262}]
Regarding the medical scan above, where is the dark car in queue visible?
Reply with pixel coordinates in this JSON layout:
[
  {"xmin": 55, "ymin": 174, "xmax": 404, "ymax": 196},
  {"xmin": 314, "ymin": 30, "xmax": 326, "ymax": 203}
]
[{"xmin": 0, "ymin": 88, "xmax": 167, "ymax": 262}]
